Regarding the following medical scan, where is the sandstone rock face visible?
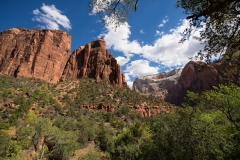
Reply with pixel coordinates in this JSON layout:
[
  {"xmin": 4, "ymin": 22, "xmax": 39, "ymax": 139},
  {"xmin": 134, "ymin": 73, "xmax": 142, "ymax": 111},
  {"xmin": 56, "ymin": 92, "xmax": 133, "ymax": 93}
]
[
  {"xmin": 61, "ymin": 38, "xmax": 128, "ymax": 87},
  {"xmin": 133, "ymin": 61, "xmax": 224, "ymax": 105},
  {"xmin": 0, "ymin": 28, "xmax": 71, "ymax": 83},
  {"xmin": 0, "ymin": 28, "xmax": 127, "ymax": 87},
  {"xmin": 133, "ymin": 68, "xmax": 182, "ymax": 100},
  {"xmin": 170, "ymin": 61, "xmax": 223, "ymax": 104}
]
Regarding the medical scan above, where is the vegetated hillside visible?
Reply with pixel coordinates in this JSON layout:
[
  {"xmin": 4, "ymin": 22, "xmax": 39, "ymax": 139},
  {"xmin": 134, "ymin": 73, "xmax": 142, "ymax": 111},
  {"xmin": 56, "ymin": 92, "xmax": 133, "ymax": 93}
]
[
  {"xmin": 1, "ymin": 75, "xmax": 240, "ymax": 160},
  {"xmin": 0, "ymin": 74, "xmax": 172, "ymax": 159}
]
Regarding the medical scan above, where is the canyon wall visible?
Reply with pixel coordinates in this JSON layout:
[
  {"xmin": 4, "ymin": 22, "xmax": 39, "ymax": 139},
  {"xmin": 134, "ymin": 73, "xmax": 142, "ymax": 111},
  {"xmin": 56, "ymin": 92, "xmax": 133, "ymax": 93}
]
[
  {"xmin": 61, "ymin": 38, "xmax": 128, "ymax": 87},
  {"xmin": 0, "ymin": 28, "xmax": 70, "ymax": 83},
  {"xmin": 0, "ymin": 28, "xmax": 127, "ymax": 87},
  {"xmin": 133, "ymin": 61, "xmax": 225, "ymax": 105}
]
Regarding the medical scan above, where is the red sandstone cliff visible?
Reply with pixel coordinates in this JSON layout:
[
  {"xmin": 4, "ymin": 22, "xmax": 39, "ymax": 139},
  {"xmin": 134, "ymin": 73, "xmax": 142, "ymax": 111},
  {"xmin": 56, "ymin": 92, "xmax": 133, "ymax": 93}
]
[
  {"xmin": 0, "ymin": 28, "xmax": 71, "ymax": 83},
  {"xmin": 133, "ymin": 60, "xmax": 228, "ymax": 105},
  {"xmin": 166, "ymin": 61, "xmax": 224, "ymax": 104},
  {"xmin": 61, "ymin": 38, "xmax": 128, "ymax": 87},
  {"xmin": 0, "ymin": 28, "xmax": 127, "ymax": 87}
]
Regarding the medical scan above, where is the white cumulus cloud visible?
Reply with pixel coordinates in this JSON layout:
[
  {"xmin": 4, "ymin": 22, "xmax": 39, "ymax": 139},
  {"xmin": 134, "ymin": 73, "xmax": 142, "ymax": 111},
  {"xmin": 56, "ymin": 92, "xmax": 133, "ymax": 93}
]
[
  {"xmin": 158, "ymin": 16, "xmax": 169, "ymax": 28},
  {"xmin": 141, "ymin": 19, "xmax": 204, "ymax": 66},
  {"xmin": 124, "ymin": 60, "xmax": 159, "ymax": 77},
  {"xmin": 99, "ymin": 21, "xmax": 142, "ymax": 58},
  {"xmin": 155, "ymin": 30, "xmax": 164, "ymax": 36},
  {"xmin": 99, "ymin": 18, "xmax": 204, "ymax": 68},
  {"xmin": 140, "ymin": 29, "xmax": 144, "ymax": 34},
  {"xmin": 116, "ymin": 56, "xmax": 130, "ymax": 66},
  {"xmin": 124, "ymin": 59, "xmax": 159, "ymax": 89},
  {"xmin": 32, "ymin": 3, "xmax": 71, "ymax": 30}
]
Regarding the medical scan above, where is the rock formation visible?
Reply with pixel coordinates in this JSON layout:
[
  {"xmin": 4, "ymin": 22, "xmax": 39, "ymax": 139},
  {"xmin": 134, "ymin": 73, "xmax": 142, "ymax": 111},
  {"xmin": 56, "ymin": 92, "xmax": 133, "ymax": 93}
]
[
  {"xmin": 61, "ymin": 38, "xmax": 128, "ymax": 87},
  {"xmin": 170, "ymin": 61, "xmax": 224, "ymax": 104},
  {"xmin": 0, "ymin": 28, "xmax": 127, "ymax": 87},
  {"xmin": 81, "ymin": 102, "xmax": 176, "ymax": 117},
  {"xmin": 133, "ymin": 61, "xmax": 225, "ymax": 105},
  {"xmin": 0, "ymin": 28, "xmax": 71, "ymax": 83},
  {"xmin": 133, "ymin": 68, "xmax": 182, "ymax": 100}
]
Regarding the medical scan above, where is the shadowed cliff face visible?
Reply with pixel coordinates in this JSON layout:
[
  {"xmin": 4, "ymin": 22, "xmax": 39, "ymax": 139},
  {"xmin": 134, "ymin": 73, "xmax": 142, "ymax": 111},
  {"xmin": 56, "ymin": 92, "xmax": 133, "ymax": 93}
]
[
  {"xmin": 0, "ymin": 28, "xmax": 71, "ymax": 83},
  {"xmin": 168, "ymin": 61, "xmax": 224, "ymax": 104},
  {"xmin": 0, "ymin": 28, "xmax": 128, "ymax": 87}
]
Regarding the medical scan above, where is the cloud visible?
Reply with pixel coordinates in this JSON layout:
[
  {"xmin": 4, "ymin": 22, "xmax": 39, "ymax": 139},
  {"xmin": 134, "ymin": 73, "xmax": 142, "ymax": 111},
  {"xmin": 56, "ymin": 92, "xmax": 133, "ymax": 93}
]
[
  {"xmin": 99, "ymin": 20, "xmax": 142, "ymax": 58},
  {"xmin": 124, "ymin": 60, "xmax": 159, "ymax": 77},
  {"xmin": 32, "ymin": 3, "xmax": 71, "ymax": 30},
  {"xmin": 116, "ymin": 56, "xmax": 130, "ymax": 66},
  {"xmin": 123, "ymin": 59, "xmax": 159, "ymax": 89},
  {"xmin": 99, "ymin": 18, "xmax": 204, "ymax": 68},
  {"xmin": 155, "ymin": 30, "xmax": 164, "ymax": 36},
  {"xmin": 158, "ymin": 16, "xmax": 169, "ymax": 28},
  {"xmin": 127, "ymin": 81, "xmax": 133, "ymax": 90},
  {"xmin": 140, "ymin": 29, "xmax": 144, "ymax": 34},
  {"xmin": 141, "ymin": 19, "xmax": 204, "ymax": 66}
]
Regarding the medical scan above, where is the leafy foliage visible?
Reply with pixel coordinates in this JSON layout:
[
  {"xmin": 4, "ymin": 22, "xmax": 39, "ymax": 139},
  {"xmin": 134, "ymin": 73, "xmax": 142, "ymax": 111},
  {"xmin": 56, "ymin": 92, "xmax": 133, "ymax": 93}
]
[
  {"xmin": 88, "ymin": 0, "xmax": 139, "ymax": 27},
  {"xmin": 0, "ymin": 74, "xmax": 240, "ymax": 159},
  {"xmin": 176, "ymin": 0, "xmax": 240, "ymax": 61}
]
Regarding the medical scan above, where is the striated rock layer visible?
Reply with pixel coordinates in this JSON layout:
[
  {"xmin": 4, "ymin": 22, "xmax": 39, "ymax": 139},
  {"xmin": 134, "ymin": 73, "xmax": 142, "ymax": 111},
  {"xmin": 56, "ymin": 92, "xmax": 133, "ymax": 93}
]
[
  {"xmin": 0, "ymin": 28, "xmax": 71, "ymax": 83},
  {"xmin": 133, "ymin": 68, "xmax": 182, "ymax": 100},
  {"xmin": 61, "ymin": 38, "xmax": 128, "ymax": 87},
  {"xmin": 133, "ymin": 61, "xmax": 225, "ymax": 105},
  {"xmin": 0, "ymin": 28, "xmax": 127, "ymax": 87}
]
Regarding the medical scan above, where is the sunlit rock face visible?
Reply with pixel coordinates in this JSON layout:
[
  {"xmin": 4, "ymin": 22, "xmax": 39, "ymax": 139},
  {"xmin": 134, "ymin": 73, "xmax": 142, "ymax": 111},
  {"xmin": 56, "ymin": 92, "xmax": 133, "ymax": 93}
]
[
  {"xmin": 61, "ymin": 38, "xmax": 128, "ymax": 88},
  {"xmin": 0, "ymin": 28, "xmax": 71, "ymax": 83},
  {"xmin": 0, "ymin": 28, "xmax": 128, "ymax": 87},
  {"xmin": 133, "ymin": 68, "xmax": 182, "ymax": 102}
]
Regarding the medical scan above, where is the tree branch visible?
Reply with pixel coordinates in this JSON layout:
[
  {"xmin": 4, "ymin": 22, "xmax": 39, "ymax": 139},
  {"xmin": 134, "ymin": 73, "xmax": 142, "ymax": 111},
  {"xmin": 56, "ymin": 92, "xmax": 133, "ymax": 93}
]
[{"xmin": 109, "ymin": 0, "xmax": 121, "ymax": 15}]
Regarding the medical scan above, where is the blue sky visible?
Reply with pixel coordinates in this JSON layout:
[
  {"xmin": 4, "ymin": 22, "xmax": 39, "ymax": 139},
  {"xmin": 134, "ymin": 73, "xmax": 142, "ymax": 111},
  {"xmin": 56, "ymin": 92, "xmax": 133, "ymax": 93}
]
[{"xmin": 0, "ymin": 0, "xmax": 204, "ymax": 88}]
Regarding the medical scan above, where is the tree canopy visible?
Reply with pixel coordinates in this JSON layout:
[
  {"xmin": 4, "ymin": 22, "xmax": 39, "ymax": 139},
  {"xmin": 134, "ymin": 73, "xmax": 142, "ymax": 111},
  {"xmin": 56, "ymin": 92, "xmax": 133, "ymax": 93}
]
[
  {"xmin": 89, "ymin": 0, "xmax": 240, "ymax": 61},
  {"xmin": 176, "ymin": 0, "xmax": 240, "ymax": 61},
  {"xmin": 88, "ymin": 0, "xmax": 139, "ymax": 26}
]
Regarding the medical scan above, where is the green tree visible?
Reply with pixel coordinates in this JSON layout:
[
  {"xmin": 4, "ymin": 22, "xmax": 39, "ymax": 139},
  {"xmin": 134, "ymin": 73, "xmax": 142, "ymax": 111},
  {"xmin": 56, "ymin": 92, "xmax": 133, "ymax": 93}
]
[
  {"xmin": 31, "ymin": 118, "xmax": 78, "ymax": 159},
  {"xmin": 182, "ymin": 85, "xmax": 240, "ymax": 159},
  {"xmin": 142, "ymin": 108, "xmax": 234, "ymax": 160},
  {"xmin": 203, "ymin": 85, "xmax": 240, "ymax": 131},
  {"xmin": 176, "ymin": 0, "xmax": 240, "ymax": 61},
  {"xmin": 0, "ymin": 131, "xmax": 11, "ymax": 157},
  {"xmin": 108, "ymin": 122, "xmax": 151, "ymax": 160}
]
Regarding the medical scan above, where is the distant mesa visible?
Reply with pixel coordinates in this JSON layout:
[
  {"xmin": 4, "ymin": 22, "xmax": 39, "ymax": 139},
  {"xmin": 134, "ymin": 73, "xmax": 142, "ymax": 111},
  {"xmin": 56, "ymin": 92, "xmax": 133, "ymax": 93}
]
[{"xmin": 0, "ymin": 28, "xmax": 127, "ymax": 88}]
